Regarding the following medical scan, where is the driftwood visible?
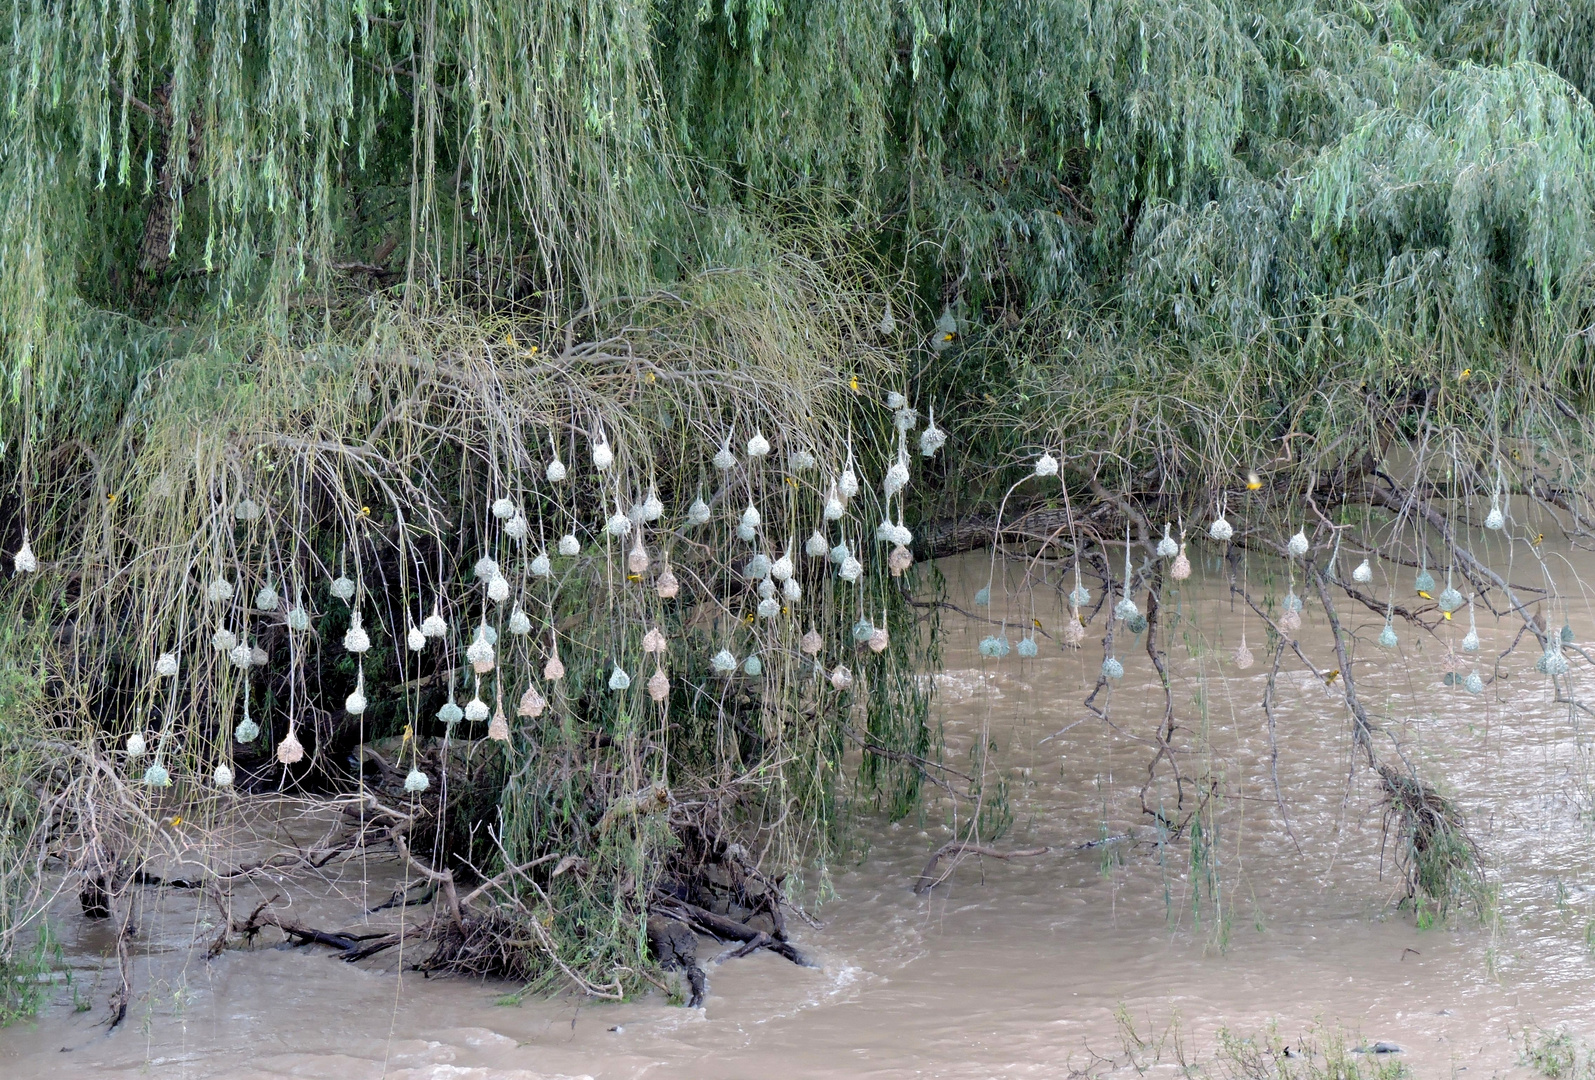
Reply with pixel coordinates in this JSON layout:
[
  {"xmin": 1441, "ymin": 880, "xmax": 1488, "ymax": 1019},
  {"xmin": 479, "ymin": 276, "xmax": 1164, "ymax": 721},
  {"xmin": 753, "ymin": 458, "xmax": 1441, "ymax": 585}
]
[
  {"xmin": 653, "ymin": 898, "xmax": 814, "ymax": 968},
  {"xmin": 913, "ymin": 842, "xmax": 1050, "ymax": 894}
]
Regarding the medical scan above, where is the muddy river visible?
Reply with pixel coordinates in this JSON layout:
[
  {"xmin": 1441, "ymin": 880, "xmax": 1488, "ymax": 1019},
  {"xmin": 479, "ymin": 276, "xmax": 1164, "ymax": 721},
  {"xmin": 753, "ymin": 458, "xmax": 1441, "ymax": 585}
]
[{"xmin": 4, "ymin": 551, "xmax": 1593, "ymax": 1077}]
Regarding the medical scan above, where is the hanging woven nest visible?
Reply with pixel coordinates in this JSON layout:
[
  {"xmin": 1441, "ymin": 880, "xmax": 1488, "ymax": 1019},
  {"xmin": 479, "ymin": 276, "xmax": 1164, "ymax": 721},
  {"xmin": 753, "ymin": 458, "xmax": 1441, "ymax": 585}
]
[
  {"xmin": 255, "ymin": 585, "xmax": 280, "ymax": 611},
  {"xmin": 839, "ymin": 457, "xmax": 860, "ymax": 499},
  {"xmin": 1171, "ymin": 544, "xmax": 1191, "ymax": 581},
  {"xmin": 438, "ymin": 697, "xmax": 464, "ymax": 726},
  {"xmin": 839, "ymin": 555, "xmax": 863, "ymax": 582},
  {"xmin": 465, "ymin": 695, "xmax": 491, "ymax": 723},
  {"xmin": 1017, "ymin": 636, "xmax": 1039, "ymax": 658},
  {"xmin": 642, "ymin": 627, "xmax": 667, "ymax": 654},
  {"xmin": 155, "ymin": 652, "xmax": 179, "ymax": 677},
  {"xmin": 978, "ymin": 634, "xmax": 1010, "ymax": 658},
  {"xmin": 823, "ymin": 485, "xmax": 845, "ymax": 522},
  {"xmin": 488, "ymin": 706, "xmax": 511, "ymax": 741},
  {"xmin": 235, "ymin": 712, "xmax": 260, "ymax": 743},
  {"xmin": 466, "ymin": 629, "xmax": 495, "ymax": 674},
  {"xmin": 207, "ymin": 577, "xmax": 235, "ymax": 604},
  {"xmin": 830, "ymin": 664, "xmax": 853, "ymax": 690},
  {"xmin": 422, "ymin": 604, "xmax": 448, "ymax": 638},
  {"xmin": 1157, "ymin": 525, "xmax": 1178, "ymax": 559},
  {"xmin": 508, "ymin": 607, "xmax": 532, "ymax": 635},
  {"xmin": 746, "ymin": 431, "xmax": 771, "ymax": 458},
  {"xmin": 713, "ymin": 434, "xmax": 737, "ymax": 471},
  {"xmin": 656, "ymin": 566, "xmax": 680, "ymax": 599},
  {"xmin": 592, "ymin": 433, "xmax": 615, "ymax": 471},
  {"xmin": 558, "ymin": 534, "xmax": 581, "ymax": 557},
  {"xmin": 805, "ymin": 531, "xmax": 829, "ymax": 557},
  {"xmin": 143, "ymin": 763, "xmax": 171, "ymax": 787},
  {"xmin": 287, "ymin": 605, "xmax": 311, "ymax": 632},
  {"xmin": 1379, "ymin": 620, "xmax": 1399, "ymax": 649},
  {"xmin": 1353, "ymin": 559, "xmax": 1373, "ymax": 583},
  {"xmin": 405, "ymin": 768, "xmax": 431, "ymax": 793},
  {"xmin": 517, "ymin": 685, "xmax": 546, "ymax": 718},
  {"xmin": 344, "ymin": 610, "xmax": 371, "ymax": 653},
  {"xmin": 920, "ymin": 408, "xmax": 946, "ymax": 457},
  {"xmin": 1101, "ymin": 657, "xmax": 1124, "ymax": 680},
  {"xmin": 1233, "ymin": 639, "xmax": 1254, "ymax": 670},
  {"xmin": 544, "ymin": 651, "xmax": 566, "ymax": 682},
  {"xmin": 743, "ymin": 655, "xmax": 763, "ymax": 676},
  {"xmin": 1484, "ymin": 501, "xmax": 1504, "ymax": 530},
  {"xmin": 126, "ymin": 732, "xmax": 147, "ymax": 759},
  {"xmin": 214, "ymin": 764, "xmax": 234, "ymax": 788},
  {"xmin": 771, "ymin": 544, "xmax": 795, "ymax": 582},
  {"xmin": 505, "ymin": 515, "xmax": 529, "ymax": 541},
  {"xmin": 687, "ymin": 497, "xmax": 712, "ymax": 526},
  {"xmin": 1209, "ymin": 515, "xmax": 1233, "ymax": 542},
  {"xmin": 1033, "ymin": 452, "xmax": 1059, "ymax": 477},
  {"xmin": 1287, "ymin": 530, "xmax": 1309, "ymax": 558},
  {"xmin": 487, "ymin": 573, "xmax": 511, "ymax": 603},
  {"xmin": 330, "ymin": 574, "xmax": 356, "ymax": 601},
  {"xmin": 888, "ymin": 545, "xmax": 913, "ymax": 576},
  {"xmin": 641, "ymin": 488, "xmax": 664, "ymax": 521},
  {"xmin": 1062, "ymin": 613, "xmax": 1085, "ymax": 647},
  {"xmin": 868, "ymin": 624, "xmax": 889, "ymax": 653},
  {"xmin": 627, "ymin": 535, "xmax": 650, "ymax": 574},
  {"xmin": 229, "ymin": 642, "xmax": 254, "ymax": 668},
  {"xmin": 492, "ymin": 497, "xmax": 517, "ymax": 521},
  {"xmin": 12, "ymin": 530, "xmax": 35, "ymax": 574},
  {"xmin": 783, "ymin": 577, "xmax": 802, "ymax": 603},
  {"xmin": 1537, "ymin": 645, "xmax": 1570, "ymax": 676},
  {"xmin": 276, "ymin": 729, "xmax": 305, "ymax": 765},
  {"xmin": 883, "ymin": 452, "xmax": 910, "ymax": 498},
  {"xmin": 546, "ymin": 435, "xmax": 567, "ymax": 482},
  {"xmin": 711, "ymin": 649, "xmax": 738, "ymax": 675},
  {"xmin": 609, "ymin": 666, "xmax": 632, "ymax": 691},
  {"xmin": 346, "ymin": 670, "xmax": 368, "ymax": 715},
  {"xmin": 647, "ymin": 667, "xmax": 670, "ymax": 702},
  {"xmin": 800, "ymin": 629, "xmax": 824, "ymax": 655}
]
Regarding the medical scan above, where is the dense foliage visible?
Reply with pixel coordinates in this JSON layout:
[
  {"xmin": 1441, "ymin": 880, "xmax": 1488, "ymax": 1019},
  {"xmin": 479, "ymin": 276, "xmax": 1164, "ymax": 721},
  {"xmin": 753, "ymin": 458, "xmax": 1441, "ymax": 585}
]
[{"xmin": 6, "ymin": 0, "xmax": 1595, "ymax": 1004}]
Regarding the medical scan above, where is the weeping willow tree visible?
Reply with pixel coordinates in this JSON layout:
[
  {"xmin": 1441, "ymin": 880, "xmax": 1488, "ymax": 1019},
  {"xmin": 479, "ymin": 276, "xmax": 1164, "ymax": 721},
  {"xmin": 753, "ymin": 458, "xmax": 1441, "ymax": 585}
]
[{"xmin": 8, "ymin": 0, "xmax": 1595, "ymax": 1019}]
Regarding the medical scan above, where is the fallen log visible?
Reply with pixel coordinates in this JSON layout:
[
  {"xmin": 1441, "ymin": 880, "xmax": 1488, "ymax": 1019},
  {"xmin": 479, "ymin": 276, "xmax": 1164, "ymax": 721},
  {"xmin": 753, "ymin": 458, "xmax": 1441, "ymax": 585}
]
[{"xmin": 654, "ymin": 899, "xmax": 814, "ymax": 968}]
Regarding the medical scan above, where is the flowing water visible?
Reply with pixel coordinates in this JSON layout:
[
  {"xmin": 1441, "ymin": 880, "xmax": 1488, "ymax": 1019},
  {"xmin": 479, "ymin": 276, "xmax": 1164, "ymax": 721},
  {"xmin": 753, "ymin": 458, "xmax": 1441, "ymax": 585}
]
[{"xmin": 5, "ymin": 552, "xmax": 1595, "ymax": 1078}]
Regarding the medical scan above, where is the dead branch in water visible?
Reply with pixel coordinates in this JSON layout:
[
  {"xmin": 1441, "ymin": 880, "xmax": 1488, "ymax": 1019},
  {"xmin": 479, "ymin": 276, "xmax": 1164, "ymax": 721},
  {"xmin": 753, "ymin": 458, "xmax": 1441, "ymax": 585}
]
[{"xmin": 913, "ymin": 842, "xmax": 1050, "ymax": 894}]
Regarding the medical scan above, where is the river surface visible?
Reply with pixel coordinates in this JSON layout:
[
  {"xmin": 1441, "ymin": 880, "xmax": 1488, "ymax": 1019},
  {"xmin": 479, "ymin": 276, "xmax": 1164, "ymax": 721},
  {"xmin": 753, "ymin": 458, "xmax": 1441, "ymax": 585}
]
[{"xmin": 4, "ymin": 551, "xmax": 1595, "ymax": 1078}]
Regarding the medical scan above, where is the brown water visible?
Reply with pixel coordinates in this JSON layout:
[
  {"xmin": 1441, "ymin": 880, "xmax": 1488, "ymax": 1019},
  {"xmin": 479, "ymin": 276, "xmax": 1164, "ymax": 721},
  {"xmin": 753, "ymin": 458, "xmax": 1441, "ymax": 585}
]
[{"xmin": 5, "ymin": 553, "xmax": 1595, "ymax": 1078}]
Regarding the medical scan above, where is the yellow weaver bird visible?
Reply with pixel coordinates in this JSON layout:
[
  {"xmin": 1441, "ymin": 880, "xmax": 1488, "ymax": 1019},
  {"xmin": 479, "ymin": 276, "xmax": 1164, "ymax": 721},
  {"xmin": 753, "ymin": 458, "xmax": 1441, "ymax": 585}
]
[
  {"xmin": 1246, "ymin": 471, "xmax": 1263, "ymax": 491},
  {"xmin": 1417, "ymin": 590, "xmax": 1434, "ymax": 600},
  {"xmin": 1323, "ymin": 669, "xmax": 1340, "ymax": 685}
]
